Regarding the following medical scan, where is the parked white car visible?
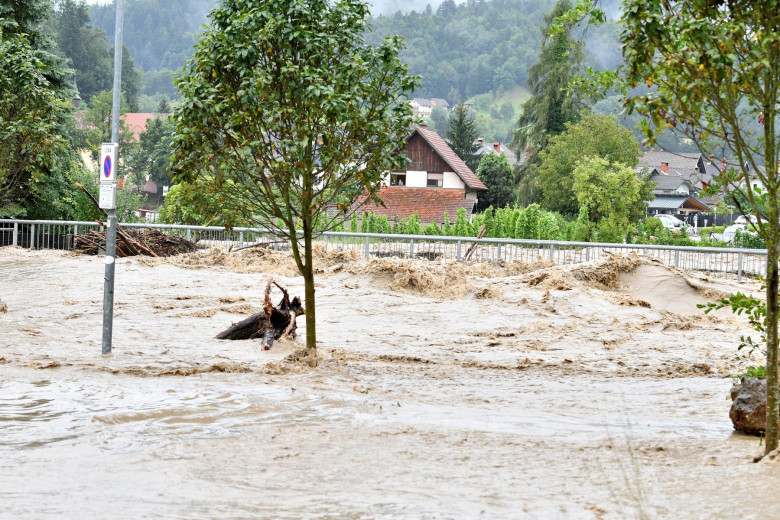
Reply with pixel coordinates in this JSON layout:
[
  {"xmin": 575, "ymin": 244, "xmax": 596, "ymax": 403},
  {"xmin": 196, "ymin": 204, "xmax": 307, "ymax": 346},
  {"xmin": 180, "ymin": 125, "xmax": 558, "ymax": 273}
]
[
  {"xmin": 722, "ymin": 223, "xmax": 756, "ymax": 243},
  {"xmin": 734, "ymin": 215, "xmax": 759, "ymax": 225},
  {"xmin": 654, "ymin": 214, "xmax": 685, "ymax": 230}
]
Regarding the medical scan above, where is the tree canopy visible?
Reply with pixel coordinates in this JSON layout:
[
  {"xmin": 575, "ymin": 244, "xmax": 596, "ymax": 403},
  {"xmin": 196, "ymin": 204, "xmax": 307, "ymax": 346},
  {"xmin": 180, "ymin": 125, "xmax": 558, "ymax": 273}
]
[
  {"xmin": 536, "ymin": 112, "xmax": 642, "ymax": 216},
  {"xmin": 172, "ymin": 0, "xmax": 419, "ymax": 351},
  {"xmin": 475, "ymin": 152, "xmax": 515, "ymax": 212},
  {"xmin": 445, "ymin": 103, "xmax": 481, "ymax": 171}
]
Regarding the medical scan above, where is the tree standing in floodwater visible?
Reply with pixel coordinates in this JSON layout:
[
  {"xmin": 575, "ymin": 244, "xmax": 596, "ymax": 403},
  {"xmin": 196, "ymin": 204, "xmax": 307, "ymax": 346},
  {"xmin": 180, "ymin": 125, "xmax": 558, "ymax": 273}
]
[{"xmin": 171, "ymin": 0, "xmax": 419, "ymax": 351}]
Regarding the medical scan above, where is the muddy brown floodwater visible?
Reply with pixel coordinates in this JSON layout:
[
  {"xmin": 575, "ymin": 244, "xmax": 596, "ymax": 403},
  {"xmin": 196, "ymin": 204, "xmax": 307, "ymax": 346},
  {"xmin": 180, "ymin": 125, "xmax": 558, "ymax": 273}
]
[{"xmin": 1, "ymin": 246, "xmax": 780, "ymax": 519}]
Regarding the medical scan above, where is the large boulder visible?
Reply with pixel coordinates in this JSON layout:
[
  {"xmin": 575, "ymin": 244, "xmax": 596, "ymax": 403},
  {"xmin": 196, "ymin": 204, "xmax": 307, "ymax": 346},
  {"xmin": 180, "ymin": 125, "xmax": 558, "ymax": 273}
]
[
  {"xmin": 730, "ymin": 376, "xmax": 775, "ymax": 435},
  {"xmin": 0, "ymin": 298, "xmax": 7, "ymax": 313}
]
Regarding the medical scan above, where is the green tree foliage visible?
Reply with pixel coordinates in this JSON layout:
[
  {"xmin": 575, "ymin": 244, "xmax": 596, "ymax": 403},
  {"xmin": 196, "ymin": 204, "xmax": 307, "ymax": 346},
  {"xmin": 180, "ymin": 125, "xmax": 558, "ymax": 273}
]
[
  {"xmin": 569, "ymin": 0, "xmax": 780, "ymax": 456},
  {"xmin": 475, "ymin": 152, "xmax": 514, "ymax": 211},
  {"xmin": 537, "ymin": 112, "xmax": 642, "ymax": 215},
  {"xmin": 572, "ymin": 156, "xmax": 652, "ymax": 231},
  {"xmin": 0, "ymin": 31, "xmax": 65, "ymax": 214},
  {"xmin": 53, "ymin": 0, "xmax": 111, "ymax": 104},
  {"xmin": 172, "ymin": 0, "xmax": 418, "ymax": 351},
  {"xmin": 78, "ymin": 90, "xmax": 134, "ymax": 163},
  {"xmin": 446, "ymin": 103, "xmax": 481, "ymax": 171},
  {"xmin": 512, "ymin": 0, "xmax": 584, "ymax": 205},
  {"xmin": 52, "ymin": 1, "xmax": 142, "ymax": 109},
  {"xmin": 513, "ymin": 0, "xmax": 583, "ymax": 154},
  {"xmin": 128, "ymin": 114, "xmax": 173, "ymax": 187}
]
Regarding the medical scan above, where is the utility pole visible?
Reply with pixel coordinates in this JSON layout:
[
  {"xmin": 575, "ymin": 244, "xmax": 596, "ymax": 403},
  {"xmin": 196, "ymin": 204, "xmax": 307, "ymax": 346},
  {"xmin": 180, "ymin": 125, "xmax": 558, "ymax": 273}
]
[{"xmin": 101, "ymin": 0, "xmax": 124, "ymax": 355}]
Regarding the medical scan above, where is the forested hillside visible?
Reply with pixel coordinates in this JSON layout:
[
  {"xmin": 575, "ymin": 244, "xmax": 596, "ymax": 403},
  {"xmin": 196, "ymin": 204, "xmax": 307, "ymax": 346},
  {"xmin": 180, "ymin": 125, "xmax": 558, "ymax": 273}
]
[
  {"xmin": 89, "ymin": 0, "xmax": 622, "ymax": 103},
  {"xmin": 367, "ymin": 0, "xmax": 622, "ymax": 101},
  {"xmin": 90, "ymin": 0, "xmax": 215, "ymax": 96}
]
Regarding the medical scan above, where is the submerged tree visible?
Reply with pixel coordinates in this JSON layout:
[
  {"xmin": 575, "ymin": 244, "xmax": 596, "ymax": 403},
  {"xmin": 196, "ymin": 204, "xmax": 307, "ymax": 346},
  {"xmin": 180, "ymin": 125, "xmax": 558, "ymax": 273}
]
[
  {"xmin": 172, "ymin": 0, "xmax": 418, "ymax": 351},
  {"xmin": 566, "ymin": 0, "xmax": 780, "ymax": 456}
]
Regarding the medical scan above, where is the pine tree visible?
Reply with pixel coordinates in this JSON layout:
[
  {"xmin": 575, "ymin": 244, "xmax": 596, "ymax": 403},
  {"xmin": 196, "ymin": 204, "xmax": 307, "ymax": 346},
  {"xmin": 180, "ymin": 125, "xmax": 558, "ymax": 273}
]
[
  {"xmin": 445, "ymin": 103, "xmax": 481, "ymax": 172},
  {"xmin": 511, "ymin": 0, "xmax": 584, "ymax": 205}
]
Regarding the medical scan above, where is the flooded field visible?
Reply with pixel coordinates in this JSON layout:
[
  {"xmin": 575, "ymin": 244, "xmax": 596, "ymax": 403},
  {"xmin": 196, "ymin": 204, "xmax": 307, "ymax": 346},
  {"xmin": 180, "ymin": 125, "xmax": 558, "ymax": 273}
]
[{"xmin": 1, "ymin": 247, "xmax": 779, "ymax": 519}]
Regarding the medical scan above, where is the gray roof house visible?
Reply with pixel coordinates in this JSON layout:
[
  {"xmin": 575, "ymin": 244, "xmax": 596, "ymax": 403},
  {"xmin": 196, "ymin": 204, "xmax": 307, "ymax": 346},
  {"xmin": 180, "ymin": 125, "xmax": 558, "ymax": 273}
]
[
  {"xmin": 474, "ymin": 138, "xmax": 520, "ymax": 168},
  {"xmin": 646, "ymin": 170, "xmax": 710, "ymax": 214}
]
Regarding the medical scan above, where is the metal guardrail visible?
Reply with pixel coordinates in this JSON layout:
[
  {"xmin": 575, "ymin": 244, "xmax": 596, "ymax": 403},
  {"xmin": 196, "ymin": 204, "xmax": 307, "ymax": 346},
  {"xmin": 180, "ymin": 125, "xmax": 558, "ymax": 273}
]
[{"xmin": 0, "ymin": 219, "xmax": 769, "ymax": 281}]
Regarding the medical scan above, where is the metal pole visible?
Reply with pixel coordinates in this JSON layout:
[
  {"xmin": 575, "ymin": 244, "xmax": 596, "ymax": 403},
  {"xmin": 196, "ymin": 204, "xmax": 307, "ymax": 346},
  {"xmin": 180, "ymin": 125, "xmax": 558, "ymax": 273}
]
[
  {"xmin": 12, "ymin": 221, "xmax": 17, "ymax": 246},
  {"xmin": 102, "ymin": 0, "xmax": 124, "ymax": 356}
]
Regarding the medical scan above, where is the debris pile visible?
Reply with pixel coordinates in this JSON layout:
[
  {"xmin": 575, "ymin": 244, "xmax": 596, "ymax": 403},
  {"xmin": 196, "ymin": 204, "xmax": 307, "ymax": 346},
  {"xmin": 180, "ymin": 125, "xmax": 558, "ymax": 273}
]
[{"xmin": 74, "ymin": 229, "xmax": 197, "ymax": 257}]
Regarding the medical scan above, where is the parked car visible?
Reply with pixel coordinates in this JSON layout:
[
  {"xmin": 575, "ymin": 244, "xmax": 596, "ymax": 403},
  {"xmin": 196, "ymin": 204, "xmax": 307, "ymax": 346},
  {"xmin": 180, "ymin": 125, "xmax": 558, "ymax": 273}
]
[
  {"xmin": 734, "ymin": 215, "xmax": 759, "ymax": 225},
  {"xmin": 654, "ymin": 214, "xmax": 686, "ymax": 230},
  {"xmin": 722, "ymin": 223, "xmax": 756, "ymax": 243}
]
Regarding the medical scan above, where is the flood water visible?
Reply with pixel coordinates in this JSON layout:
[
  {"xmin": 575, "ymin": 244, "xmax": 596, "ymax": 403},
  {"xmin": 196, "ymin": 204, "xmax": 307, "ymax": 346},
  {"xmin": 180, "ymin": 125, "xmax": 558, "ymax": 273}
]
[{"xmin": 2, "ymin": 248, "xmax": 780, "ymax": 519}]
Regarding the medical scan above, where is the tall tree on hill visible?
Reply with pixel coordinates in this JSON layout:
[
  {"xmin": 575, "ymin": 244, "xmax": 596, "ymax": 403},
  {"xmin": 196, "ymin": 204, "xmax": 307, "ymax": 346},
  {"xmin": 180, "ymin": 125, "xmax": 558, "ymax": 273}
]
[
  {"xmin": 445, "ymin": 103, "xmax": 481, "ymax": 172},
  {"xmin": 512, "ymin": 0, "xmax": 584, "ymax": 205}
]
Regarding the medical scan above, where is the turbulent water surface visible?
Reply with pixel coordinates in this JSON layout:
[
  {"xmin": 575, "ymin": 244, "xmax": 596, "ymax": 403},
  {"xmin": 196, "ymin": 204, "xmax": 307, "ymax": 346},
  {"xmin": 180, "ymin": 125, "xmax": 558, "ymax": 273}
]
[{"xmin": 1, "ymin": 248, "xmax": 779, "ymax": 519}]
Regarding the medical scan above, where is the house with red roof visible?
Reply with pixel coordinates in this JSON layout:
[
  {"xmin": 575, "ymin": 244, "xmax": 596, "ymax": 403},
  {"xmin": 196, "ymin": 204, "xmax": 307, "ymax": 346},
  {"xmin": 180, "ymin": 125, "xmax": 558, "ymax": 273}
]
[{"xmin": 354, "ymin": 125, "xmax": 487, "ymax": 225}]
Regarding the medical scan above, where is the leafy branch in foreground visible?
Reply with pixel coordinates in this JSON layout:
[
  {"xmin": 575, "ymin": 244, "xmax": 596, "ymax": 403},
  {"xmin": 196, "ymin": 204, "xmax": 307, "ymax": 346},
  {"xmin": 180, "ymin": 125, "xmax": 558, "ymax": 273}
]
[{"xmin": 564, "ymin": 0, "xmax": 780, "ymax": 457}]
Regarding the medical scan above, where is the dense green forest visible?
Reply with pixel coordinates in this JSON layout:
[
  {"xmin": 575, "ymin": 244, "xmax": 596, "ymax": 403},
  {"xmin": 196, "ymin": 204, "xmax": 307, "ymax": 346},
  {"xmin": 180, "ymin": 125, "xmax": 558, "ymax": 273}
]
[
  {"xmin": 87, "ymin": 0, "xmax": 626, "ymax": 142},
  {"xmin": 89, "ymin": 0, "xmax": 214, "ymax": 98}
]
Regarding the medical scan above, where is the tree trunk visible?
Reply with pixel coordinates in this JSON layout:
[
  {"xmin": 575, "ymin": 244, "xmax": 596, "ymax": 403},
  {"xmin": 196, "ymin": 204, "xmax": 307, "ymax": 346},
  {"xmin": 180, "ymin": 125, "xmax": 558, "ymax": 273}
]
[
  {"xmin": 765, "ymin": 239, "xmax": 779, "ymax": 454},
  {"xmin": 303, "ymin": 221, "xmax": 317, "ymax": 351}
]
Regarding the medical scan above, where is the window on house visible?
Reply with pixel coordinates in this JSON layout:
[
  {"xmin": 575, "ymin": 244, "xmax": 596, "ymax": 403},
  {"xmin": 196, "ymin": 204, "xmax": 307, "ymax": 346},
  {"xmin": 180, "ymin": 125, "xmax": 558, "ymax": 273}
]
[
  {"xmin": 390, "ymin": 172, "xmax": 406, "ymax": 186},
  {"xmin": 427, "ymin": 172, "xmax": 443, "ymax": 187}
]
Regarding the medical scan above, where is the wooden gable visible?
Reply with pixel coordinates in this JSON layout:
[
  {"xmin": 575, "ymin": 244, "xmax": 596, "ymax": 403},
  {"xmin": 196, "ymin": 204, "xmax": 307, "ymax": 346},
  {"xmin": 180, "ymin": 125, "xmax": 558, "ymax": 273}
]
[{"xmin": 402, "ymin": 133, "xmax": 450, "ymax": 173}]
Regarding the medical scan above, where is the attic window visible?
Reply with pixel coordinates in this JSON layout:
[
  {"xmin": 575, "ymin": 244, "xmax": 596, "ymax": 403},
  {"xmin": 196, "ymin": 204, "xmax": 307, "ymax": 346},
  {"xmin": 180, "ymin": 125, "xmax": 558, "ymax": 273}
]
[
  {"xmin": 427, "ymin": 172, "xmax": 443, "ymax": 187},
  {"xmin": 390, "ymin": 172, "xmax": 406, "ymax": 186}
]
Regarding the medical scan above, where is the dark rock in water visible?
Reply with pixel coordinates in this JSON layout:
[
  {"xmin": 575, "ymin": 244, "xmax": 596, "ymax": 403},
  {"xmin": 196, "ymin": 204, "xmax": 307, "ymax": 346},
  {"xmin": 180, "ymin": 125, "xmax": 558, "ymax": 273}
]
[
  {"xmin": 730, "ymin": 377, "xmax": 773, "ymax": 435},
  {"xmin": 0, "ymin": 298, "xmax": 7, "ymax": 313}
]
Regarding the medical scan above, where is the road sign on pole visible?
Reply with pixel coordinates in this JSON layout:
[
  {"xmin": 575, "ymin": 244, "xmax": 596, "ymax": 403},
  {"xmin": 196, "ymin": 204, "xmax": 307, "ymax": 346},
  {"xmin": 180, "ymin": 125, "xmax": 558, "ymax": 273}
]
[{"xmin": 100, "ymin": 143, "xmax": 117, "ymax": 183}]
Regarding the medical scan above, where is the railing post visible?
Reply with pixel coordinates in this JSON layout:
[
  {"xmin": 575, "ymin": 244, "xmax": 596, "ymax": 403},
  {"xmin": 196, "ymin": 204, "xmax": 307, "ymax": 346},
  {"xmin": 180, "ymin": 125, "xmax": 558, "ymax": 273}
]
[
  {"xmin": 549, "ymin": 243, "xmax": 554, "ymax": 261},
  {"xmin": 187, "ymin": 228, "xmax": 191, "ymax": 242},
  {"xmin": 12, "ymin": 221, "xmax": 18, "ymax": 246},
  {"xmin": 585, "ymin": 247, "xmax": 590, "ymax": 262},
  {"xmin": 738, "ymin": 252, "xmax": 743, "ymax": 282},
  {"xmin": 496, "ymin": 243, "xmax": 502, "ymax": 261},
  {"xmin": 239, "ymin": 231, "xmax": 244, "ymax": 249},
  {"xmin": 674, "ymin": 250, "xmax": 680, "ymax": 267},
  {"xmin": 30, "ymin": 224, "xmax": 35, "ymax": 250},
  {"xmin": 324, "ymin": 234, "xmax": 328, "ymax": 251},
  {"xmin": 456, "ymin": 240, "xmax": 462, "ymax": 261},
  {"xmin": 410, "ymin": 238, "xmax": 415, "ymax": 258},
  {"xmin": 74, "ymin": 224, "xmax": 79, "ymax": 236},
  {"xmin": 365, "ymin": 236, "xmax": 370, "ymax": 259},
  {"xmin": 643, "ymin": 247, "xmax": 648, "ymax": 255}
]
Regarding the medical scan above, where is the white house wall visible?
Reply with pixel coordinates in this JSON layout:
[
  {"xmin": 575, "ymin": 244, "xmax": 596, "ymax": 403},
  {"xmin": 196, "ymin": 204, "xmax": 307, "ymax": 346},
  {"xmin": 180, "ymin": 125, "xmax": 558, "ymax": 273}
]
[
  {"xmin": 405, "ymin": 170, "xmax": 428, "ymax": 188},
  {"xmin": 442, "ymin": 171, "xmax": 465, "ymax": 190}
]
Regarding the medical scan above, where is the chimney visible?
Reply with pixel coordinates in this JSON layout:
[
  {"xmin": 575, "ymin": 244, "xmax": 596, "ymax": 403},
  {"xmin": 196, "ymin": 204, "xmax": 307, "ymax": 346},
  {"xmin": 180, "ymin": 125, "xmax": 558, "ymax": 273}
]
[
  {"xmin": 661, "ymin": 162, "xmax": 669, "ymax": 173},
  {"xmin": 419, "ymin": 123, "xmax": 427, "ymax": 130},
  {"xmin": 650, "ymin": 147, "xmax": 655, "ymax": 152},
  {"xmin": 659, "ymin": 147, "xmax": 664, "ymax": 152},
  {"xmin": 477, "ymin": 137, "xmax": 484, "ymax": 144},
  {"xmin": 721, "ymin": 157, "xmax": 727, "ymax": 170},
  {"xmin": 707, "ymin": 153, "xmax": 713, "ymax": 162},
  {"xmin": 493, "ymin": 142, "xmax": 501, "ymax": 153}
]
